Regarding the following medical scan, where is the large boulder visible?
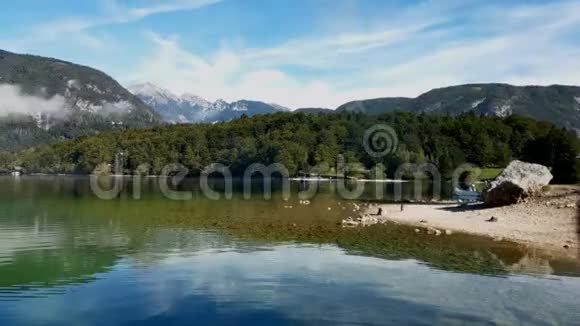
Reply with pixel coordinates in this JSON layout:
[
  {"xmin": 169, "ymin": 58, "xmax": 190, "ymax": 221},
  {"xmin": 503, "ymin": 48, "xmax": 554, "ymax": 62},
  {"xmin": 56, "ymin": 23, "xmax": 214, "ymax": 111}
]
[{"xmin": 483, "ymin": 160, "xmax": 553, "ymax": 207}]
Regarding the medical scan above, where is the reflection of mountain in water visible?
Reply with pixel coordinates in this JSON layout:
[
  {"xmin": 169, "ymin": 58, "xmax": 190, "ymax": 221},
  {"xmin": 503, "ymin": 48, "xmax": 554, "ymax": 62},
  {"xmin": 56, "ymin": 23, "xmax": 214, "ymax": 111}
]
[{"xmin": 1, "ymin": 176, "xmax": 580, "ymax": 298}]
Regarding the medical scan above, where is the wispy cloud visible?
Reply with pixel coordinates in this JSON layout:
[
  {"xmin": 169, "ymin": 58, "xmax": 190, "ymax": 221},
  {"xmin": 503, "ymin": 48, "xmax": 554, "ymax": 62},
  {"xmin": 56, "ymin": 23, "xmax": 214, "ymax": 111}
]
[
  {"xmin": 241, "ymin": 23, "xmax": 438, "ymax": 69},
  {"xmin": 126, "ymin": 0, "xmax": 580, "ymax": 108},
  {"xmin": 124, "ymin": 0, "xmax": 222, "ymax": 20},
  {"xmin": 127, "ymin": 31, "xmax": 413, "ymax": 108},
  {"xmin": 365, "ymin": 0, "xmax": 580, "ymax": 94},
  {"xmin": 5, "ymin": 0, "xmax": 223, "ymax": 51},
  {"xmin": 43, "ymin": 0, "xmax": 222, "ymax": 31},
  {"xmin": 3, "ymin": 0, "xmax": 580, "ymax": 109}
]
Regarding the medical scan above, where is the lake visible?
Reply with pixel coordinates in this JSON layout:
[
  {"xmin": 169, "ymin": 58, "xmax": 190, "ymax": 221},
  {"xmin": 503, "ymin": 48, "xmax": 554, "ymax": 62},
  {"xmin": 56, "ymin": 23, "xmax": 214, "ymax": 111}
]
[{"xmin": 0, "ymin": 176, "xmax": 579, "ymax": 325}]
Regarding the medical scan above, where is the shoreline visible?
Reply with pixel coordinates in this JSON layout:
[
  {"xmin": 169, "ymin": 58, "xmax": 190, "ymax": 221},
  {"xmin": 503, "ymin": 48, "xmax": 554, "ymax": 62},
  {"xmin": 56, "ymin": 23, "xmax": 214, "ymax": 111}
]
[
  {"xmin": 364, "ymin": 187, "xmax": 579, "ymax": 256},
  {"xmin": 5, "ymin": 174, "xmax": 410, "ymax": 183}
]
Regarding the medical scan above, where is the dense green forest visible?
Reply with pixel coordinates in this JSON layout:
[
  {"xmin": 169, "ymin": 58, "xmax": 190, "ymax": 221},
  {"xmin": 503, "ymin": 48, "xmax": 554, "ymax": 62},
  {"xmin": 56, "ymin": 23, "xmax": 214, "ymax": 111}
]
[{"xmin": 1, "ymin": 112, "xmax": 579, "ymax": 183}]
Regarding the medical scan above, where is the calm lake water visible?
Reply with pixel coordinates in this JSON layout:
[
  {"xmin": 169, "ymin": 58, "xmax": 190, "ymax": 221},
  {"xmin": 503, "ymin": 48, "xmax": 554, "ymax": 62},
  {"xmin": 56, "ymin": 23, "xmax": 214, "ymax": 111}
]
[{"xmin": 1, "ymin": 176, "xmax": 579, "ymax": 325}]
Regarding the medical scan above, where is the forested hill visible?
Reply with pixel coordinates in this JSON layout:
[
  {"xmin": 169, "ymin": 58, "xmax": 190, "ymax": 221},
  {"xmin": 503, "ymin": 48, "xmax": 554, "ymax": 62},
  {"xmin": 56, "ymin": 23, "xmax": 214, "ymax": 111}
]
[
  {"xmin": 0, "ymin": 49, "xmax": 161, "ymax": 151},
  {"xmin": 294, "ymin": 108, "xmax": 334, "ymax": 115},
  {"xmin": 5, "ymin": 112, "xmax": 580, "ymax": 183},
  {"xmin": 336, "ymin": 84, "xmax": 580, "ymax": 132}
]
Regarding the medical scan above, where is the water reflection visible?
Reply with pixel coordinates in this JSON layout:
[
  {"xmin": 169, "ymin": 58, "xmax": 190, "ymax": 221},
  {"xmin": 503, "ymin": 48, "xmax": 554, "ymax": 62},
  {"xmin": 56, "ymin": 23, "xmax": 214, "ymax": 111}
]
[
  {"xmin": 2, "ymin": 244, "xmax": 580, "ymax": 325},
  {"xmin": 1, "ymin": 177, "xmax": 580, "ymax": 325}
]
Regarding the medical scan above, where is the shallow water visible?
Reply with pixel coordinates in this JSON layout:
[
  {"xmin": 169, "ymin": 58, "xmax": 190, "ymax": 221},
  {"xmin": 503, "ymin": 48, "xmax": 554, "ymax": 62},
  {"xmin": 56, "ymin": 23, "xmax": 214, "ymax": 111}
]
[{"xmin": 0, "ymin": 176, "xmax": 579, "ymax": 325}]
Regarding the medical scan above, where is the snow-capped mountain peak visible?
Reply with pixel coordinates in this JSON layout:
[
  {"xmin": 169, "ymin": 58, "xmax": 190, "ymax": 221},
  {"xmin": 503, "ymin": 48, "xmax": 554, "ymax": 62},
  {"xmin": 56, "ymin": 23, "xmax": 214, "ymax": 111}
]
[
  {"xmin": 231, "ymin": 101, "xmax": 249, "ymax": 112},
  {"xmin": 212, "ymin": 99, "xmax": 229, "ymax": 112},
  {"xmin": 128, "ymin": 82, "xmax": 180, "ymax": 105},
  {"xmin": 128, "ymin": 82, "xmax": 290, "ymax": 124},
  {"xmin": 181, "ymin": 93, "xmax": 211, "ymax": 108}
]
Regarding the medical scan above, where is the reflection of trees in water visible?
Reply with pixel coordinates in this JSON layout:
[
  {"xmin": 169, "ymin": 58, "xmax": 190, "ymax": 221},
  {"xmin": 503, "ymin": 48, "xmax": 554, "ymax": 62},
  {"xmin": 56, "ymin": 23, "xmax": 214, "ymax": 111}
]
[
  {"xmin": 0, "ymin": 246, "xmax": 120, "ymax": 290},
  {"xmin": 2, "ymin": 217, "xmax": 580, "ymax": 295},
  {"xmin": 326, "ymin": 226, "xmax": 512, "ymax": 275},
  {"xmin": 1, "ymin": 176, "xmax": 580, "ymax": 294},
  {"xmin": 0, "ymin": 209, "xmax": 126, "ymax": 291},
  {"xmin": 126, "ymin": 229, "xmax": 245, "ymax": 266},
  {"xmin": 216, "ymin": 221, "xmax": 580, "ymax": 277},
  {"xmin": 0, "ymin": 176, "xmax": 460, "ymax": 202}
]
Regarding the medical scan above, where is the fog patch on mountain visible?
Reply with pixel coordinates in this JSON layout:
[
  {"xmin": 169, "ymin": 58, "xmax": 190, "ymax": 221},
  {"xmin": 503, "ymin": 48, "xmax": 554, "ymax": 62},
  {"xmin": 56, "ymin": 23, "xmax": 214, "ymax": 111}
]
[{"xmin": 0, "ymin": 84, "xmax": 66, "ymax": 116}]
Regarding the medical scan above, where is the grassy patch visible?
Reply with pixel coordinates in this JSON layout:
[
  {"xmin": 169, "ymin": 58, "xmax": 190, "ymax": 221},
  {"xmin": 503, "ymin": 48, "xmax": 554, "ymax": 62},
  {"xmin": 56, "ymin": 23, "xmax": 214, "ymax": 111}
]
[{"xmin": 479, "ymin": 168, "xmax": 503, "ymax": 180}]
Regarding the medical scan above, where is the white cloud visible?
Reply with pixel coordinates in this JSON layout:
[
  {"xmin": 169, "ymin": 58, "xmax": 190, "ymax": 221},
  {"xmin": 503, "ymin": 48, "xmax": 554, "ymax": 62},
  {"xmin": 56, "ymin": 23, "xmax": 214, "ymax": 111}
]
[
  {"xmin": 6, "ymin": 0, "xmax": 579, "ymax": 109},
  {"xmin": 0, "ymin": 85, "xmax": 66, "ymax": 116},
  {"xmin": 124, "ymin": 0, "xmax": 223, "ymax": 20},
  {"xmin": 127, "ymin": 31, "xmax": 388, "ymax": 109},
  {"xmin": 364, "ymin": 1, "xmax": 580, "ymax": 95},
  {"xmin": 40, "ymin": 0, "xmax": 223, "ymax": 33},
  {"xmin": 241, "ymin": 23, "xmax": 438, "ymax": 69},
  {"xmin": 121, "ymin": 1, "xmax": 580, "ymax": 109}
]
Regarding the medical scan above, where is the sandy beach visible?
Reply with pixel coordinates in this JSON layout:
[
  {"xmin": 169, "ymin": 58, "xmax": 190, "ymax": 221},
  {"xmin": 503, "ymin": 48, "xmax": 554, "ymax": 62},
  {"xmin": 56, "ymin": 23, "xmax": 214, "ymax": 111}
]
[{"xmin": 365, "ymin": 186, "xmax": 579, "ymax": 254}]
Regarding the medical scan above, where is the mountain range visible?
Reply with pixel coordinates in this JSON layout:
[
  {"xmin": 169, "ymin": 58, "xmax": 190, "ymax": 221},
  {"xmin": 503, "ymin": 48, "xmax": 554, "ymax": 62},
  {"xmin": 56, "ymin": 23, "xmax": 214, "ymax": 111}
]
[
  {"xmin": 128, "ymin": 82, "xmax": 289, "ymax": 124},
  {"xmin": 337, "ymin": 84, "xmax": 580, "ymax": 132},
  {"xmin": 136, "ymin": 82, "xmax": 580, "ymax": 131},
  {"xmin": 0, "ymin": 49, "xmax": 160, "ymax": 150},
  {"xmin": 1, "ymin": 48, "xmax": 580, "ymax": 152}
]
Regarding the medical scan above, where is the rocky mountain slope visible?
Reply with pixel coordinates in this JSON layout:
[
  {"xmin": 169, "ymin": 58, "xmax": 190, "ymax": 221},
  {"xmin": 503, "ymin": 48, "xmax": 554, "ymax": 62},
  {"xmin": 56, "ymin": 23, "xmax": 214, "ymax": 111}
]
[
  {"xmin": 0, "ymin": 49, "xmax": 161, "ymax": 151},
  {"xmin": 129, "ymin": 82, "xmax": 288, "ymax": 123},
  {"xmin": 337, "ymin": 84, "xmax": 580, "ymax": 131}
]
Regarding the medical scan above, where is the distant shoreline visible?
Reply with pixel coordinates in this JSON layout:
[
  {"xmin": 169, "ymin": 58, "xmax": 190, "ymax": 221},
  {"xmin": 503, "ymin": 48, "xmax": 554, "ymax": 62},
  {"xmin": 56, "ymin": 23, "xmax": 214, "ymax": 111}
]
[{"xmin": 4, "ymin": 173, "xmax": 411, "ymax": 183}]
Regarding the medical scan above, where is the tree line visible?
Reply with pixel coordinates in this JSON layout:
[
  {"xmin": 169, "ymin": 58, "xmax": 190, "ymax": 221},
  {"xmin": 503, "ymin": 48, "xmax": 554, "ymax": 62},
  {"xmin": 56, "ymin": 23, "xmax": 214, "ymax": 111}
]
[{"xmin": 1, "ymin": 112, "xmax": 579, "ymax": 183}]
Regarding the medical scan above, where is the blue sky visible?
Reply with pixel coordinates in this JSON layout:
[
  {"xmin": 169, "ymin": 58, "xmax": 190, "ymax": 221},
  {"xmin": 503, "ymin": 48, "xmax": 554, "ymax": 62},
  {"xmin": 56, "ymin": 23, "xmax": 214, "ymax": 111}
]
[{"xmin": 1, "ymin": 0, "xmax": 580, "ymax": 108}]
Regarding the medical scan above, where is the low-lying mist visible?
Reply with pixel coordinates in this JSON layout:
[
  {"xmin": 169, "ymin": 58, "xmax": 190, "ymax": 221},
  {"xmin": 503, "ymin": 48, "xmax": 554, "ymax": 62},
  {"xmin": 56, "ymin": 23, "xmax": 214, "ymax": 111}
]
[{"xmin": 0, "ymin": 84, "xmax": 66, "ymax": 117}]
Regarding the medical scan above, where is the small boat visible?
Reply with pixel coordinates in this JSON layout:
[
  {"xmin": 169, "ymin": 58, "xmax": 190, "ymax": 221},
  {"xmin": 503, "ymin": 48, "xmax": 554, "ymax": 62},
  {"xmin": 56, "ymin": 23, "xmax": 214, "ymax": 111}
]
[{"xmin": 453, "ymin": 188, "xmax": 481, "ymax": 202}]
